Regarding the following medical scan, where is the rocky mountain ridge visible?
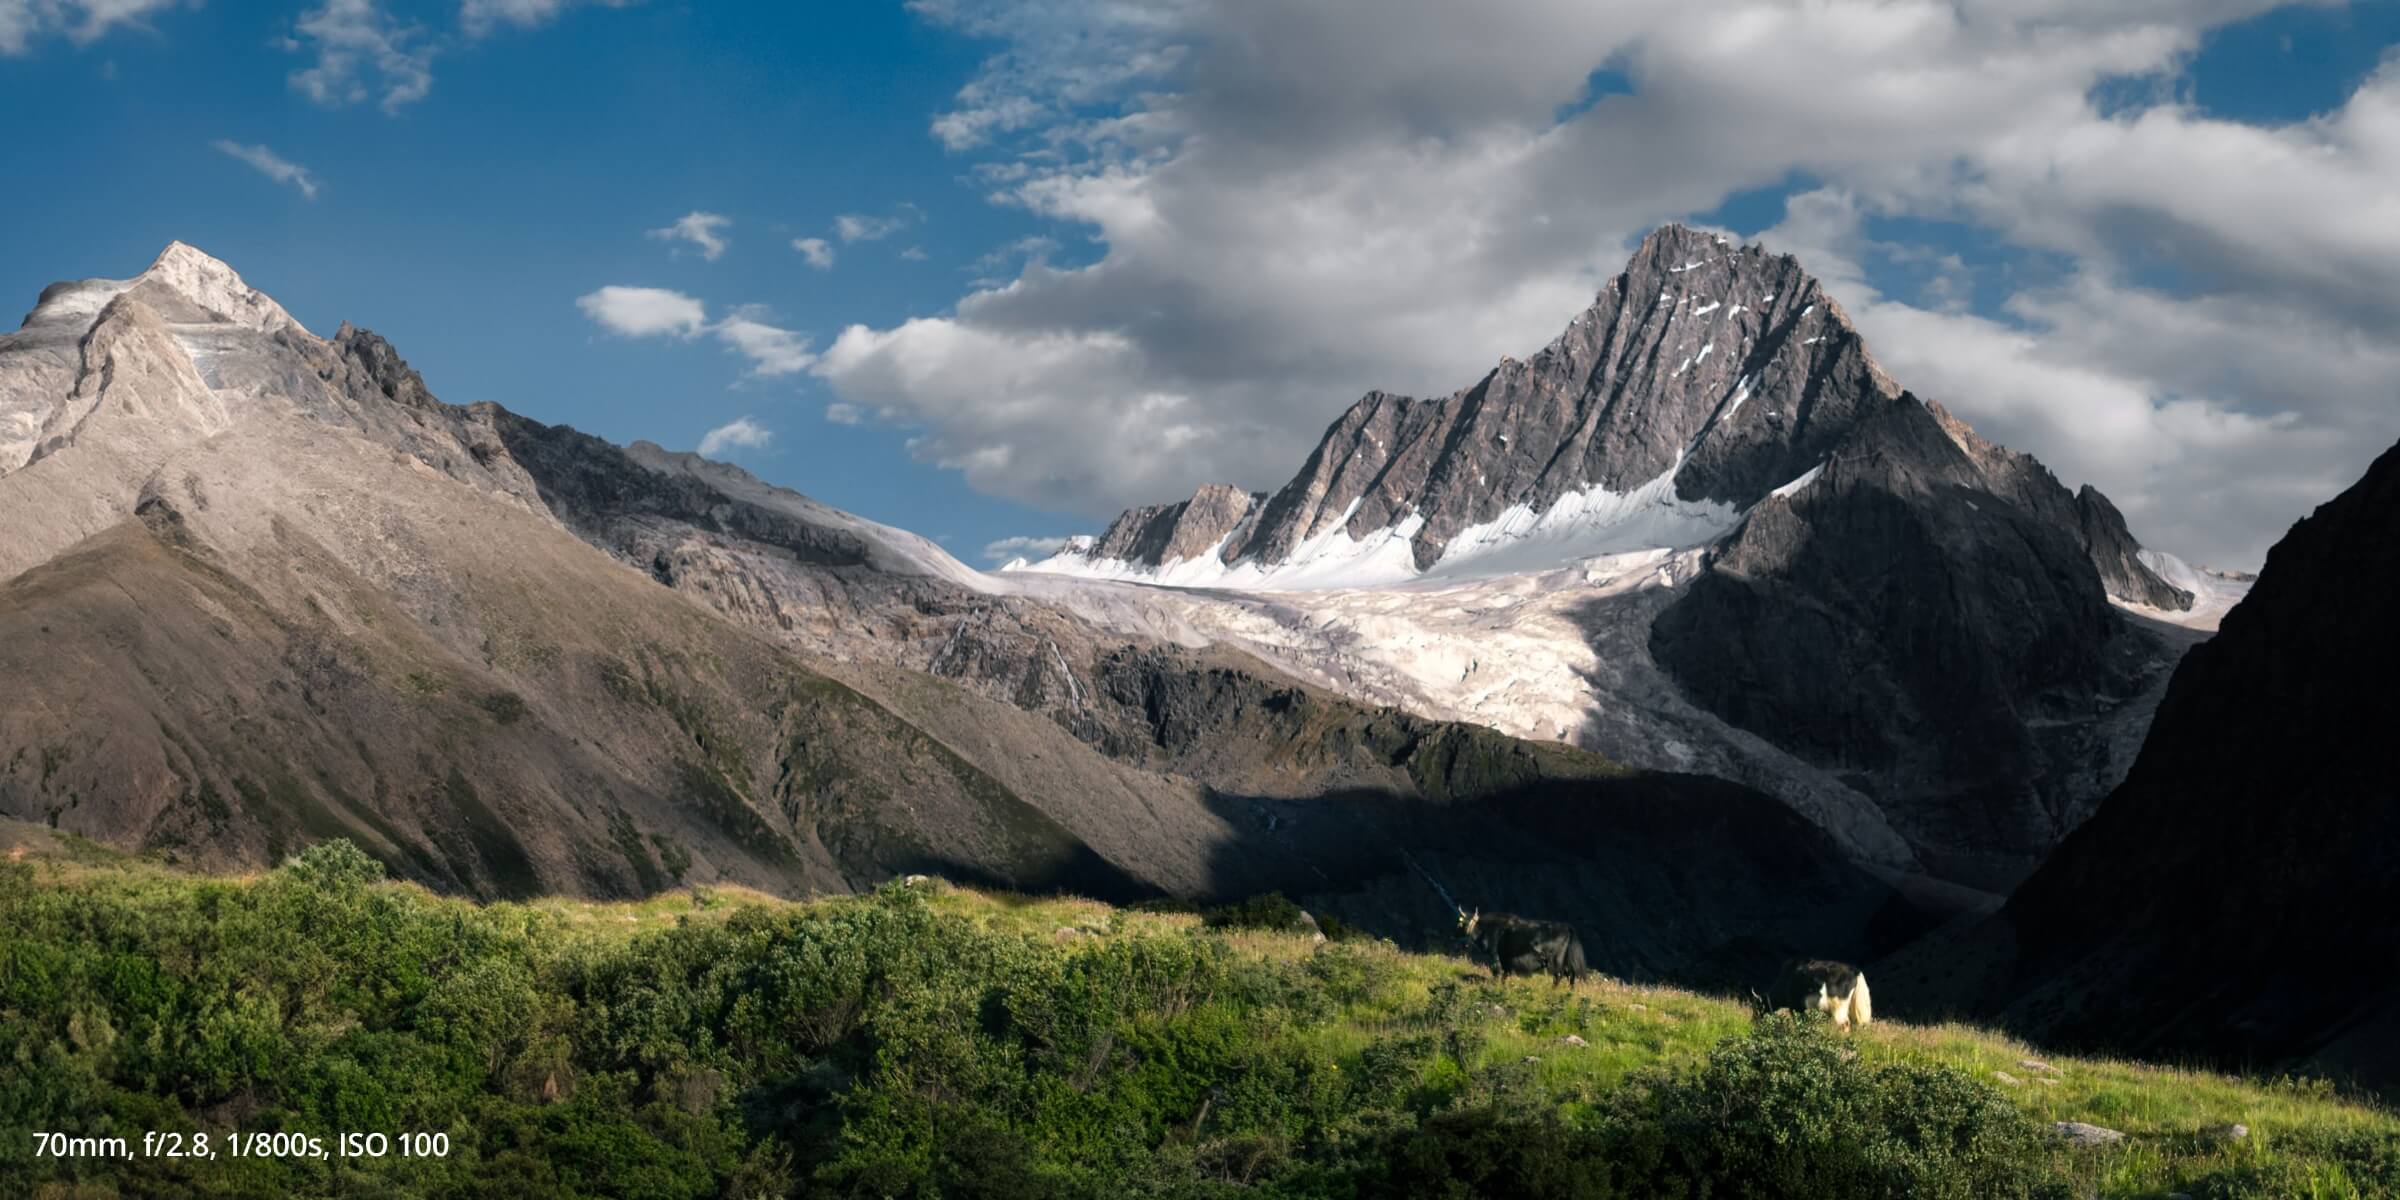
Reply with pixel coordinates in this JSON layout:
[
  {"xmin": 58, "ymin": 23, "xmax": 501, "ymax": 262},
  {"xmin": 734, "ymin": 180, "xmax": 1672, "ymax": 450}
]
[
  {"xmin": 1030, "ymin": 224, "xmax": 2190, "ymax": 614},
  {"xmin": 0, "ymin": 242, "xmax": 1935, "ymax": 981},
  {"xmin": 1014, "ymin": 224, "xmax": 2203, "ymax": 889}
]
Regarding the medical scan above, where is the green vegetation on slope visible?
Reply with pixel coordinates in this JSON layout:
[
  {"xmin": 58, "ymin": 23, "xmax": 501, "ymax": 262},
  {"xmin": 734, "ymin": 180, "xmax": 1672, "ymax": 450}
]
[{"xmin": 1, "ymin": 840, "xmax": 2394, "ymax": 1199}]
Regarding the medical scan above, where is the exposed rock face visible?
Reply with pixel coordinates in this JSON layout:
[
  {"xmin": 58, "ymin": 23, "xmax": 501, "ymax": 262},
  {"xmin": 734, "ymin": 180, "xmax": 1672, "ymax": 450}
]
[
  {"xmin": 1244, "ymin": 226, "xmax": 1902, "ymax": 569},
  {"xmin": 1904, "ymin": 437, "xmax": 2400, "ymax": 1090},
  {"xmin": 2075, "ymin": 485, "xmax": 2192, "ymax": 610},
  {"xmin": 1923, "ymin": 398, "xmax": 2190, "ymax": 610},
  {"xmin": 1090, "ymin": 483, "xmax": 1263, "ymax": 565},
  {"xmin": 1060, "ymin": 225, "xmax": 1905, "ymax": 576},
  {"xmin": 0, "ymin": 243, "xmax": 300, "ymax": 474},
  {"xmin": 1648, "ymin": 391, "xmax": 2169, "ymax": 889}
]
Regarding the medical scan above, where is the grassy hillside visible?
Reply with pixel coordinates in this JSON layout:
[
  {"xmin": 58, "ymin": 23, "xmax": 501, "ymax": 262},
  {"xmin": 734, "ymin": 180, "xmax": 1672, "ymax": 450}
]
[{"xmin": 2, "ymin": 835, "xmax": 2394, "ymax": 1199}]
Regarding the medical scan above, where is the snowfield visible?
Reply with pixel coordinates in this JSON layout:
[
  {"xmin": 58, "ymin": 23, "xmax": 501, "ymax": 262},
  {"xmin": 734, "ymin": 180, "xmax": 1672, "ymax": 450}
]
[
  {"xmin": 1011, "ymin": 464, "xmax": 1744, "ymax": 592},
  {"xmin": 1000, "ymin": 541, "xmax": 1926, "ymax": 876}
]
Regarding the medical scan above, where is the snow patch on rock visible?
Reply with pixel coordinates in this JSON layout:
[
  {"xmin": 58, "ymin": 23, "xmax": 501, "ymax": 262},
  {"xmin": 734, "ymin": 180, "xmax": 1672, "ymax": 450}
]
[
  {"xmin": 1021, "ymin": 467, "xmax": 1747, "ymax": 592},
  {"xmin": 2121, "ymin": 549, "xmax": 2254, "ymax": 631}
]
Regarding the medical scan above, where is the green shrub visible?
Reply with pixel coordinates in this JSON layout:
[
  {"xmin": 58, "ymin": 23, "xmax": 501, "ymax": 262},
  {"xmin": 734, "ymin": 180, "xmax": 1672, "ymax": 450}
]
[
  {"xmin": 1596, "ymin": 1013, "xmax": 2060, "ymax": 1199},
  {"xmin": 280, "ymin": 836, "xmax": 387, "ymax": 889},
  {"xmin": 1313, "ymin": 910, "xmax": 1365, "ymax": 942},
  {"xmin": 1350, "ymin": 1104, "xmax": 1621, "ymax": 1199},
  {"xmin": 1202, "ymin": 891, "xmax": 1307, "ymax": 932}
]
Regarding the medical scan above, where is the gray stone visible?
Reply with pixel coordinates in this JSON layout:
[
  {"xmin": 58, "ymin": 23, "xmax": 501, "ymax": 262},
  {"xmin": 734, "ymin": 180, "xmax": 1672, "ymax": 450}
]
[{"xmin": 2053, "ymin": 1121, "xmax": 2125, "ymax": 1148}]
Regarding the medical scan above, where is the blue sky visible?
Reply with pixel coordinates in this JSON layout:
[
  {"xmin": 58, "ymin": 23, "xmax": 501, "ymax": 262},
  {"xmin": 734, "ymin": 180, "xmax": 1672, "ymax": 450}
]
[
  {"xmin": 4, "ymin": 1, "xmax": 2398, "ymax": 569},
  {"xmin": 0, "ymin": 1, "xmax": 1067, "ymax": 553}
]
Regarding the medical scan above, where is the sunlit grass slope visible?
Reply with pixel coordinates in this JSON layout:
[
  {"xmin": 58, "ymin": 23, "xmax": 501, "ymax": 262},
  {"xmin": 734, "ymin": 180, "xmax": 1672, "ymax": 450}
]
[{"xmin": 2, "ymin": 835, "xmax": 2393, "ymax": 1198}]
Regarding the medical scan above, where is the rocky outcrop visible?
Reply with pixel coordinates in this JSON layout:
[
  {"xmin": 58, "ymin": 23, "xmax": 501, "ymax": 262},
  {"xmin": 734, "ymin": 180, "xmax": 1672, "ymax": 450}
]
[
  {"xmin": 494, "ymin": 415, "xmax": 877, "ymax": 571},
  {"xmin": 1090, "ymin": 483, "xmax": 1262, "ymax": 565},
  {"xmin": 1891, "ymin": 437, "xmax": 2400, "ymax": 1090},
  {"xmin": 1924, "ymin": 399, "xmax": 2190, "ymax": 611},
  {"xmin": 2075, "ymin": 485, "xmax": 2192, "ymax": 610},
  {"xmin": 1, "ymin": 243, "xmax": 300, "ymax": 474}
]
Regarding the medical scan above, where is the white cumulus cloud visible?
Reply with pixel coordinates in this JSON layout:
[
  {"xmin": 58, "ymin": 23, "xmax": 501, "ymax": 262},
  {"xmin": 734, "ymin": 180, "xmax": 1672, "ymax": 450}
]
[
  {"xmin": 648, "ymin": 211, "xmax": 731, "ymax": 261},
  {"xmin": 812, "ymin": 0, "xmax": 2400, "ymax": 569},
  {"xmin": 0, "ymin": 0, "xmax": 184, "ymax": 54},
  {"xmin": 697, "ymin": 415, "xmax": 773, "ymax": 457},
  {"xmin": 834, "ymin": 206, "xmax": 919, "ymax": 242},
  {"xmin": 792, "ymin": 237, "xmax": 836, "ymax": 269},
  {"xmin": 577, "ymin": 285, "xmax": 708, "ymax": 338},
  {"xmin": 577, "ymin": 289, "xmax": 816, "ymax": 378},
  {"xmin": 287, "ymin": 0, "xmax": 434, "ymax": 114},
  {"xmin": 461, "ymin": 0, "xmax": 639, "ymax": 38},
  {"xmin": 712, "ymin": 305, "xmax": 817, "ymax": 377}
]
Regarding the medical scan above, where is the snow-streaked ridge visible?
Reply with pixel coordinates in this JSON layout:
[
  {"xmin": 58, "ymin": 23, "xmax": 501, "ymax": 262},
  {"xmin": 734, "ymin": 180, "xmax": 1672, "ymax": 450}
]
[{"xmin": 1014, "ymin": 463, "xmax": 1762, "ymax": 592}]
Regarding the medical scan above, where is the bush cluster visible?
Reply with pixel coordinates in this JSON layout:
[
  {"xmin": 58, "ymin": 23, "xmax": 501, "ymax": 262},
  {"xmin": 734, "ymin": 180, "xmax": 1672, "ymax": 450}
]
[
  {"xmin": 2, "ymin": 843, "xmax": 2389, "ymax": 1198},
  {"xmin": 1200, "ymin": 892, "xmax": 1361, "ymax": 943}
]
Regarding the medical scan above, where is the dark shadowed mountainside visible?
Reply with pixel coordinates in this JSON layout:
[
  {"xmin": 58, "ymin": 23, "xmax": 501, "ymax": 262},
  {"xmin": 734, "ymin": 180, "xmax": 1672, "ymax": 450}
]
[
  {"xmin": 1880, "ymin": 436, "xmax": 2400, "ymax": 1091},
  {"xmin": 1647, "ymin": 390, "xmax": 2167, "ymax": 889}
]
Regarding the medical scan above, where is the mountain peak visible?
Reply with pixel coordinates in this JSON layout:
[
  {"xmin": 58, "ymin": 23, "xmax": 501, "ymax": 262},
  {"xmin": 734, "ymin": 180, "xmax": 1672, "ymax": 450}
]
[
  {"xmin": 1635, "ymin": 221, "xmax": 1734, "ymax": 252},
  {"xmin": 1031, "ymin": 221, "xmax": 2184, "ymax": 616},
  {"xmin": 149, "ymin": 239, "xmax": 232, "ymax": 273},
  {"xmin": 131, "ymin": 240, "xmax": 302, "ymax": 335}
]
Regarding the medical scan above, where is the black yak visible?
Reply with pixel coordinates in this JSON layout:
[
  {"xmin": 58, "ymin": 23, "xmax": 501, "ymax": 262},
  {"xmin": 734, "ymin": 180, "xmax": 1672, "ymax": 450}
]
[
  {"xmin": 1457, "ymin": 908, "xmax": 1589, "ymax": 989},
  {"xmin": 1760, "ymin": 959, "xmax": 1874, "ymax": 1029}
]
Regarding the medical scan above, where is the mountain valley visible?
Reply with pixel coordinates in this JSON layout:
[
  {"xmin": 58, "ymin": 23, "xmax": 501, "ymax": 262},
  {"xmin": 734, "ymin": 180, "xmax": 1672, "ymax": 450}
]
[{"xmin": 0, "ymin": 241, "xmax": 1964, "ymax": 984}]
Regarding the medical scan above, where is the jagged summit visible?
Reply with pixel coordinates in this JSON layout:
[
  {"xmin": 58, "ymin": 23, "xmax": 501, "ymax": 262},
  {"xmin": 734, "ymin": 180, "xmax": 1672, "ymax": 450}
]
[{"xmin": 1025, "ymin": 222, "xmax": 2179, "ymax": 610}]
